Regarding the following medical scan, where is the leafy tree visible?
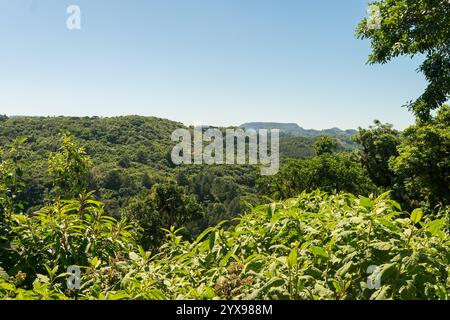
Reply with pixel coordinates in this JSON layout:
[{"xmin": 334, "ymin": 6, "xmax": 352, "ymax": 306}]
[
  {"xmin": 314, "ymin": 136, "xmax": 338, "ymax": 155},
  {"xmin": 125, "ymin": 182, "xmax": 203, "ymax": 248},
  {"xmin": 259, "ymin": 153, "xmax": 377, "ymax": 199},
  {"xmin": 48, "ymin": 133, "xmax": 92, "ymax": 199},
  {"xmin": 354, "ymin": 120, "xmax": 400, "ymax": 188},
  {"xmin": 118, "ymin": 155, "xmax": 131, "ymax": 168},
  {"xmin": 103, "ymin": 170, "xmax": 123, "ymax": 191},
  {"xmin": 9, "ymin": 193, "xmax": 138, "ymax": 284},
  {"xmin": 0, "ymin": 138, "xmax": 27, "ymax": 272},
  {"xmin": 135, "ymin": 149, "xmax": 148, "ymax": 164},
  {"xmin": 0, "ymin": 138, "xmax": 27, "ymax": 216},
  {"xmin": 142, "ymin": 172, "xmax": 153, "ymax": 189},
  {"xmin": 389, "ymin": 105, "xmax": 450, "ymax": 209},
  {"xmin": 210, "ymin": 177, "xmax": 238, "ymax": 203},
  {"xmin": 191, "ymin": 171, "xmax": 216, "ymax": 202},
  {"xmin": 175, "ymin": 170, "xmax": 190, "ymax": 186},
  {"xmin": 356, "ymin": 0, "xmax": 450, "ymax": 122}
]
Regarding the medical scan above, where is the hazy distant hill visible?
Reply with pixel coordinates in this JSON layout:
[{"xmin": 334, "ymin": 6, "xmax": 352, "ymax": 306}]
[{"xmin": 239, "ymin": 122, "xmax": 357, "ymax": 138}]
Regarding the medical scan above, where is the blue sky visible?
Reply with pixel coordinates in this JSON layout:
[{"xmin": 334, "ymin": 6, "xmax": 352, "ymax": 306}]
[{"xmin": 0, "ymin": 0, "xmax": 427, "ymax": 129}]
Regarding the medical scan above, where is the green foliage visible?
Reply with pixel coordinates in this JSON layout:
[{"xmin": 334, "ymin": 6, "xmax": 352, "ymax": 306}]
[
  {"xmin": 1, "ymin": 133, "xmax": 140, "ymax": 289},
  {"xmin": 0, "ymin": 138, "xmax": 27, "ymax": 216},
  {"xmin": 1, "ymin": 1, "xmax": 449, "ymax": 300},
  {"xmin": 0, "ymin": 116, "xmax": 185, "ymax": 213},
  {"xmin": 356, "ymin": 0, "xmax": 450, "ymax": 122},
  {"xmin": 354, "ymin": 120, "xmax": 400, "ymax": 188},
  {"xmin": 389, "ymin": 105, "xmax": 450, "ymax": 209},
  {"xmin": 125, "ymin": 182, "xmax": 203, "ymax": 248},
  {"xmin": 7, "ymin": 192, "xmax": 139, "ymax": 284},
  {"xmin": 0, "ymin": 115, "xmax": 447, "ymax": 300},
  {"xmin": 1, "ymin": 191, "xmax": 448, "ymax": 300},
  {"xmin": 0, "ymin": 116, "xmax": 363, "ymax": 228},
  {"xmin": 102, "ymin": 170, "xmax": 123, "ymax": 191},
  {"xmin": 259, "ymin": 153, "xmax": 378, "ymax": 199},
  {"xmin": 0, "ymin": 138, "xmax": 27, "ymax": 272},
  {"xmin": 314, "ymin": 136, "xmax": 338, "ymax": 155},
  {"xmin": 0, "ymin": 117, "xmax": 270, "ymax": 220},
  {"xmin": 0, "ymin": 121, "xmax": 448, "ymax": 300},
  {"xmin": 48, "ymin": 133, "xmax": 92, "ymax": 199}
]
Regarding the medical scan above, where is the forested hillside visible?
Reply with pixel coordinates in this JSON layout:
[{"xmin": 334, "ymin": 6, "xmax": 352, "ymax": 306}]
[{"xmin": 0, "ymin": 116, "xmax": 345, "ymax": 230}]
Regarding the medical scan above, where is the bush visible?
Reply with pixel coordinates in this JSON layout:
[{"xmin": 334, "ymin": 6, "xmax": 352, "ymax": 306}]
[
  {"xmin": 3, "ymin": 192, "xmax": 139, "ymax": 286},
  {"xmin": 1, "ymin": 191, "xmax": 448, "ymax": 300}
]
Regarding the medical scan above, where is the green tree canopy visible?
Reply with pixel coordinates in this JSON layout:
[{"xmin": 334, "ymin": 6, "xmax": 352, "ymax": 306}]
[
  {"xmin": 259, "ymin": 153, "xmax": 377, "ymax": 199},
  {"xmin": 314, "ymin": 136, "xmax": 338, "ymax": 155},
  {"xmin": 389, "ymin": 105, "xmax": 450, "ymax": 209},
  {"xmin": 125, "ymin": 182, "xmax": 203, "ymax": 248},
  {"xmin": 48, "ymin": 133, "xmax": 92, "ymax": 199},
  {"xmin": 356, "ymin": 0, "xmax": 450, "ymax": 122},
  {"xmin": 354, "ymin": 120, "xmax": 400, "ymax": 188}
]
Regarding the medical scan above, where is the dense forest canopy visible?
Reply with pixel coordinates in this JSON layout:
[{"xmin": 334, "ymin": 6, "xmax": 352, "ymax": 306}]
[{"xmin": 0, "ymin": 115, "xmax": 354, "ymax": 217}]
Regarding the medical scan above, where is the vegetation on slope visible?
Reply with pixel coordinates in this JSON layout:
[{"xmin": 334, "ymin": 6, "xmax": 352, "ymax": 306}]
[
  {"xmin": 0, "ymin": 191, "xmax": 448, "ymax": 300},
  {"xmin": 0, "ymin": 116, "xmax": 361, "ymax": 247}
]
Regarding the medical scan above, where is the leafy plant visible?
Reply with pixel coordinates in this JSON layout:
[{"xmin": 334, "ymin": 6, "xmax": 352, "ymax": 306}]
[{"xmin": 3, "ymin": 191, "xmax": 447, "ymax": 300}]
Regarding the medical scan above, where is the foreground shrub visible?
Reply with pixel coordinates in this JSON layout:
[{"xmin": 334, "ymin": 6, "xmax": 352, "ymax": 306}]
[
  {"xmin": 2, "ymin": 191, "xmax": 448, "ymax": 300},
  {"xmin": 2, "ymin": 192, "xmax": 139, "ymax": 286}
]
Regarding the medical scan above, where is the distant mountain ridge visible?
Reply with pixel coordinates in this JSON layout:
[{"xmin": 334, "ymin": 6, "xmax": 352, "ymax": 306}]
[{"xmin": 239, "ymin": 122, "xmax": 357, "ymax": 138}]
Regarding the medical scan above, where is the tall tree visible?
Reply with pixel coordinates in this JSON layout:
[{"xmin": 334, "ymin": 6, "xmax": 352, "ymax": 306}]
[
  {"xmin": 314, "ymin": 136, "xmax": 338, "ymax": 155},
  {"xmin": 125, "ymin": 182, "xmax": 203, "ymax": 248},
  {"xmin": 356, "ymin": 0, "xmax": 450, "ymax": 122},
  {"xmin": 0, "ymin": 138, "xmax": 27, "ymax": 272},
  {"xmin": 354, "ymin": 120, "xmax": 400, "ymax": 188},
  {"xmin": 48, "ymin": 133, "xmax": 92, "ymax": 199}
]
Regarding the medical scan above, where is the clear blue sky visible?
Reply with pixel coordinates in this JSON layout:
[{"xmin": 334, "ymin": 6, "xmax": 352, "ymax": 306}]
[{"xmin": 0, "ymin": 0, "xmax": 427, "ymax": 129}]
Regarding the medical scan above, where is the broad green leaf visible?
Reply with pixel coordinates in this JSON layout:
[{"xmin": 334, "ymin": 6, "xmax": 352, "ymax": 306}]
[
  {"xmin": 287, "ymin": 248, "xmax": 298, "ymax": 269},
  {"xmin": 129, "ymin": 252, "xmax": 140, "ymax": 262},
  {"xmin": 410, "ymin": 208, "xmax": 423, "ymax": 224},
  {"xmin": 310, "ymin": 246, "xmax": 329, "ymax": 258},
  {"xmin": 371, "ymin": 241, "xmax": 393, "ymax": 251},
  {"xmin": 0, "ymin": 282, "xmax": 15, "ymax": 291}
]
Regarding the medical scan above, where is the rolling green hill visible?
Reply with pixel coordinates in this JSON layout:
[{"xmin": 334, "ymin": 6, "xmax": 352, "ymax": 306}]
[{"xmin": 0, "ymin": 116, "xmax": 326, "ymax": 232}]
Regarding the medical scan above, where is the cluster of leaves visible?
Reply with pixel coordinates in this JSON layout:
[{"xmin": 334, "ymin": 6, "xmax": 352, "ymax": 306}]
[
  {"xmin": 314, "ymin": 136, "xmax": 338, "ymax": 156},
  {"xmin": 48, "ymin": 133, "xmax": 92, "ymax": 199},
  {"xmin": 0, "ymin": 139, "xmax": 28, "ymax": 271},
  {"xmin": 1, "ymin": 191, "xmax": 448, "ymax": 300},
  {"xmin": 6, "ymin": 193, "xmax": 139, "ymax": 283},
  {"xmin": 0, "ymin": 136, "xmax": 142, "ymax": 298},
  {"xmin": 0, "ymin": 138, "xmax": 27, "ymax": 215}
]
